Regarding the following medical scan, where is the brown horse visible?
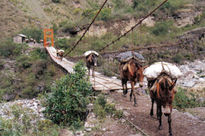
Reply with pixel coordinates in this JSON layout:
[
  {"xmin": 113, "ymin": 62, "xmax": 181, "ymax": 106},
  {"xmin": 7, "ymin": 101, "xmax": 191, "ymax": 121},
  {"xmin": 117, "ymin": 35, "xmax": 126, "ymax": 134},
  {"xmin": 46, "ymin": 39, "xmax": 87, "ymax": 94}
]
[
  {"xmin": 119, "ymin": 58, "xmax": 144, "ymax": 106},
  {"xmin": 85, "ymin": 53, "xmax": 98, "ymax": 77},
  {"xmin": 148, "ymin": 72, "xmax": 177, "ymax": 136}
]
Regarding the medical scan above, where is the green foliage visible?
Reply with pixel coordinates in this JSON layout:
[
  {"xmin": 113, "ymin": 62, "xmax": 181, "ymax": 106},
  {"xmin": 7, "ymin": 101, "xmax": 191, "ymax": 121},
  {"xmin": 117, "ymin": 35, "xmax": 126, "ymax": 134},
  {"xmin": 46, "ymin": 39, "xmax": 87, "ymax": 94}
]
[
  {"xmin": 151, "ymin": 21, "xmax": 172, "ymax": 36},
  {"xmin": 0, "ymin": 39, "xmax": 26, "ymax": 57},
  {"xmin": 31, "ymin": 48, "xmax": 48, "ymax": 60},
  {"xmin": 55, "ymin": 38, "xmax": 70, "ymax": 50},
  {"xmin": 93, "ymin": 94, "xmax": 123, "ymax": 119},
  {"xmin": 0, "ymin": 104, "xmax": 59, "ymax": 136},
  {"xmin": 98, "ymin": 8, "xmax": 111, "ymax": 21},
  {"xmin": 112, "ymin": 0, "xmax": 125, "ymax": 9},
  {"xmin": 17, "ymin": 55, "xmax": 32, "ymax": 70},
  {"xmin": 172, "ymin": 53, "xmax": 184, "ymax": 64},
  {"xmin": 173, "ymin": 88, "xmax": 205, "ymax": 110},
  {"xmin": 44, "ymin": 62, "xmax": 92, "ymax": 128},
  {"xmin": 20, "ymin": 28, "xmax": 43, "ymax": 42}
]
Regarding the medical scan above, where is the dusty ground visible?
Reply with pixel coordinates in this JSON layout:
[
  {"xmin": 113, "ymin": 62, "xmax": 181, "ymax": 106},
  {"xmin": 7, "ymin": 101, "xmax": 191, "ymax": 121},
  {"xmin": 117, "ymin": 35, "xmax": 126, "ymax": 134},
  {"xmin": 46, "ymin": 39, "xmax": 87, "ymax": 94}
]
[{"xmin": 109, "ymin": 91, "xmax": 205, "ymax": 136}]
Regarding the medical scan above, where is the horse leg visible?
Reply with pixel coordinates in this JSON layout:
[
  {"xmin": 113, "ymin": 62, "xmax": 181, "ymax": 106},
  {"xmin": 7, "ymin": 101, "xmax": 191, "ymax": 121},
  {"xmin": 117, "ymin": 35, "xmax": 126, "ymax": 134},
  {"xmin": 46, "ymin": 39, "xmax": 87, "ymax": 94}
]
[
  {"xmin": 92, "ymin": 67, "xmax": 95, "ymax": 77},
  {"xmin": 157, "ymin": 103, "xmax": 162, "ymax": 130},
  {"xmin": 150, "ymin": 98, "xmax": 154, "ymax": 116},
  {"xmin": 88, "ymin": 68, "xmax": 90, "ymax": 77},
  {"xmin": 122, "ymin": 80, "xmax": 128, "ymax": 96},
  {"xmin": 168, "ymin": 114, "xmax": 172, "ymax": 136},
  {"xmin": 130, "ymin": 82, "xmax": 133, "ymax": 102},
  {"xmin": 131, "ymin": 82, "xmax": 137, "ymax": 106}
]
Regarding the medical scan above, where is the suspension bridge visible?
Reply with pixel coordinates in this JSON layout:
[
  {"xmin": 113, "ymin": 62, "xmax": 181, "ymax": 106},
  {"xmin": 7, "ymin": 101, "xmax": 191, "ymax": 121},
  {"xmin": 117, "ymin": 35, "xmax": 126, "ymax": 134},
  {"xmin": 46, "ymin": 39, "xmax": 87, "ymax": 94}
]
[{"xmin": 43, "ymin": 0, "xmax": 169, "ymax": 91}]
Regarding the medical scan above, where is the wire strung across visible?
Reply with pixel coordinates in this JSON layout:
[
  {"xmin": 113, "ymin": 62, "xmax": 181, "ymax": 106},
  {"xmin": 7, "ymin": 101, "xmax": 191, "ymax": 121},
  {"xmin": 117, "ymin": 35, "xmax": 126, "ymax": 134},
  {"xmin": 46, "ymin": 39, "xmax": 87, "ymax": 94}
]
[
  {"xmin": 63, "ymin": 0, "xmax": 109, "ymax": 57},
  {"xmin": 98, "ymin": 0, "xmax": 168, "ymax": 52}
]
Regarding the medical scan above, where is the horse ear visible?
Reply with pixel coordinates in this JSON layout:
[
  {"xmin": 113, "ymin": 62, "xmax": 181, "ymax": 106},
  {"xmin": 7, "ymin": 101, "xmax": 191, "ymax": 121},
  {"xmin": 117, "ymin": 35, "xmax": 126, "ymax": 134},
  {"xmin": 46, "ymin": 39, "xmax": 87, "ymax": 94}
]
[{"xmin": 169, "ymin": 79, "xmax": 177, "ymax": 90}]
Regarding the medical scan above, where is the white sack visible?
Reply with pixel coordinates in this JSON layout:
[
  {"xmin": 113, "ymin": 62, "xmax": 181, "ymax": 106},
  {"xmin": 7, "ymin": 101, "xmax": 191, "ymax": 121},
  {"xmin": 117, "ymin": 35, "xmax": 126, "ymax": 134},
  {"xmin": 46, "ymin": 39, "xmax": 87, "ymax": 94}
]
[
  {"xmin": 144, "ymin": 62, "xmax": 183, "ymax": 79},
  {"xmin": 84, "ymin": 50, "xmax": 99, "ymax": 57}
]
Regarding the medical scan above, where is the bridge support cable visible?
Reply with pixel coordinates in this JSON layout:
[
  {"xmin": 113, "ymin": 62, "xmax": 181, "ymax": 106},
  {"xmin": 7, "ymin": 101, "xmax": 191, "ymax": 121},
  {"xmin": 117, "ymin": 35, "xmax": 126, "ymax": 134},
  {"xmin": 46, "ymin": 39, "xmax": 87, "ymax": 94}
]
[
  {"xmin": 63, "ymin": 0, "xmax": 109, "ymax": 57},
  {"xmin": 98, "ymin": 0, "xmax": 168, "ymax": 52}
]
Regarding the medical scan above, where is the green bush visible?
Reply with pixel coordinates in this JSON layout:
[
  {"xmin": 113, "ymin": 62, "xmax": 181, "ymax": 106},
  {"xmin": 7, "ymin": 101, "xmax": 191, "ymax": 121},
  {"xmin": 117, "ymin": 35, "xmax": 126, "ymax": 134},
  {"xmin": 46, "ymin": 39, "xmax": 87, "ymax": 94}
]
[
  {"xmin": 172, "ymin": 53, "xmax": 184, "ymax": 64},
  {"xmin": 55, "ymin": 38, "xmax": 70, "ymax": 50},
  {"xmin": 44, "ymin": 62, "xmax": 92, "ymax": 128},
  {"xmin": 31, "ymin": 48, "xmax": 48, "ymax": 60},
  {"xmin": 93, "ymin": 94, "xmax": 123, "ymax": 119},
  {"xmin": 20, "ymin": 28, "xmax": 43, "ymax": 42},
  {"xmin": 17, "ymin": 55, "xmax": 32, "ymax": 70},
  {"xmin": 0, "ymin": 39, "xmax": 24, "ymax": 57},
  {"xmin": 151, "ymin": 21, "xmax": 171, "ymax": 36},
  {"xmin": 98, "ymin": 8, "xmax": 111, "ymax": 21},
  {"xmin": 173, "ymin": 88, "xmax": 205, "ymax": 110}
]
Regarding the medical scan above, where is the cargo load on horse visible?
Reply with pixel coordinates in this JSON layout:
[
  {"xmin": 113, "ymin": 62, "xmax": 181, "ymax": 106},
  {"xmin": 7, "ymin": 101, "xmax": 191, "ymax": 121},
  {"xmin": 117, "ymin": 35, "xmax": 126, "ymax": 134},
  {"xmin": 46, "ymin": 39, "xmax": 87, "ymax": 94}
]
[
  {"xmin": 144, "ymin": 62, "xmax": 182, "ymax": 136},
  {"xmin": 115, "ymin": 51, "xmax": 145, "ymax": 63},
  {"xmin": 143, "ymin": 62, "xmax": 182, "ymax": 80},
  {"xmin": 116, "ymin": 51, "xmax": 145, "ymax": 106},
  {"xmin": 84, "ymin": 50, "xmax": 99, "ymax": 57}
]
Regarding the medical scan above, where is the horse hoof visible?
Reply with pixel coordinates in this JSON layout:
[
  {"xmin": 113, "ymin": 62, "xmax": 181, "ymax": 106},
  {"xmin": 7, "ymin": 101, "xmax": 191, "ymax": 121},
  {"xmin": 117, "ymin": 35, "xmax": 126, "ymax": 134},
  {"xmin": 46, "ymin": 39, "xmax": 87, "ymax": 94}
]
[
  {"xmin": 169, "ymin": 134, "xmax": 172, "ymax": 136},
  {"xmin": 133, "ymin": 103, "xmax": 137, "ymax": 107},
  {"xmin": 150, "ymin": 112, "xmax": 153, "ymax": 116}
]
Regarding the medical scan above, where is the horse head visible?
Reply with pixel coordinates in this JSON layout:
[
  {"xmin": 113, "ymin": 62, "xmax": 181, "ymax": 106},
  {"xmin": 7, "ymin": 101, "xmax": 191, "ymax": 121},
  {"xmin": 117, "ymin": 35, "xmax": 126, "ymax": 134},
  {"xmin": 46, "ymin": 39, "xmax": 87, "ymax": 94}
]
[
  {"xmin": 157, "ymin": 73, "xmax": 177, "ymax": 116},
  {"xmin": 127, "ymin": 59, "xmax": 144, "ymax": 87},
  {"xmin": 87, "ymin": 53, "xmax": 98, "ymax": 67}
]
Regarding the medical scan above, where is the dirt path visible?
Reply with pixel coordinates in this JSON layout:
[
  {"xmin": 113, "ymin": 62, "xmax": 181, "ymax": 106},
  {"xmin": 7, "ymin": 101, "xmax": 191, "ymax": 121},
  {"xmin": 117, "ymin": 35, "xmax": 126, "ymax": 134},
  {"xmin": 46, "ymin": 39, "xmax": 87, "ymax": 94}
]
[{"xmin": 109, "ymin": 92, "xmax": 205, "ymax": 136}]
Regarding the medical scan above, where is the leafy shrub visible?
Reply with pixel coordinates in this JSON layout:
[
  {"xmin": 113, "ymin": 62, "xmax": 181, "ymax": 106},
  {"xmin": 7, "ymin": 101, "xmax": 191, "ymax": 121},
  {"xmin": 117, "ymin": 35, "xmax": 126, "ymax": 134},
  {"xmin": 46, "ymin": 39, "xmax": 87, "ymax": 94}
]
[
  {"xmin": 172, "ymin": 53, "xmax": 184, "ymax": 64},
  {"xmin": 17, "ymin": 55, "xmax": 32, "ymax": 70},
  {"xmin": 44, "ymin": 62, "xmax": 92, "ymax": 128},
  {"xmin": 20, "ymin": 28, "xmax": 43, "ymax": 42},
  {"xmin": 31, "ymin": 48, "xmax": 48, "ymax": 60},
  {"xmin": 98, "ymin": 8, "xmax": 111, "ymax": 21},
  {"xmin": 151, "ymin": 21, "xmax": 171, "ymax": 36},
  {"xmin": 173, "ymin": 88, "xmax": 205, "ymax": 110},
  {"xmin": 0, "ymin": 39, "xmax": 24, "ymax": 57},
  {"xmin": 55, "ymin": 38, "xmax": 70, "ymax": 50},
  {"xmin": 93, "ymin": 94, "xmax": 123, "ymax": 119},
  {"xmin": 82, "ymin": 9, "xmax": 95, "ymax": 18}
]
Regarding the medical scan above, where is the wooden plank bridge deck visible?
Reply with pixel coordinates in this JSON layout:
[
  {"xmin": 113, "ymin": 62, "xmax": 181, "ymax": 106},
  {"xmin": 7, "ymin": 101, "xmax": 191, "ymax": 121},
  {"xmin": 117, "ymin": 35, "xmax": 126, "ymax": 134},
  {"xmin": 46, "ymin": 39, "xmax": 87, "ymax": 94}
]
[{"xmin": 46, "ymin": 46, "xmax": 135, "ymax": 91}]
